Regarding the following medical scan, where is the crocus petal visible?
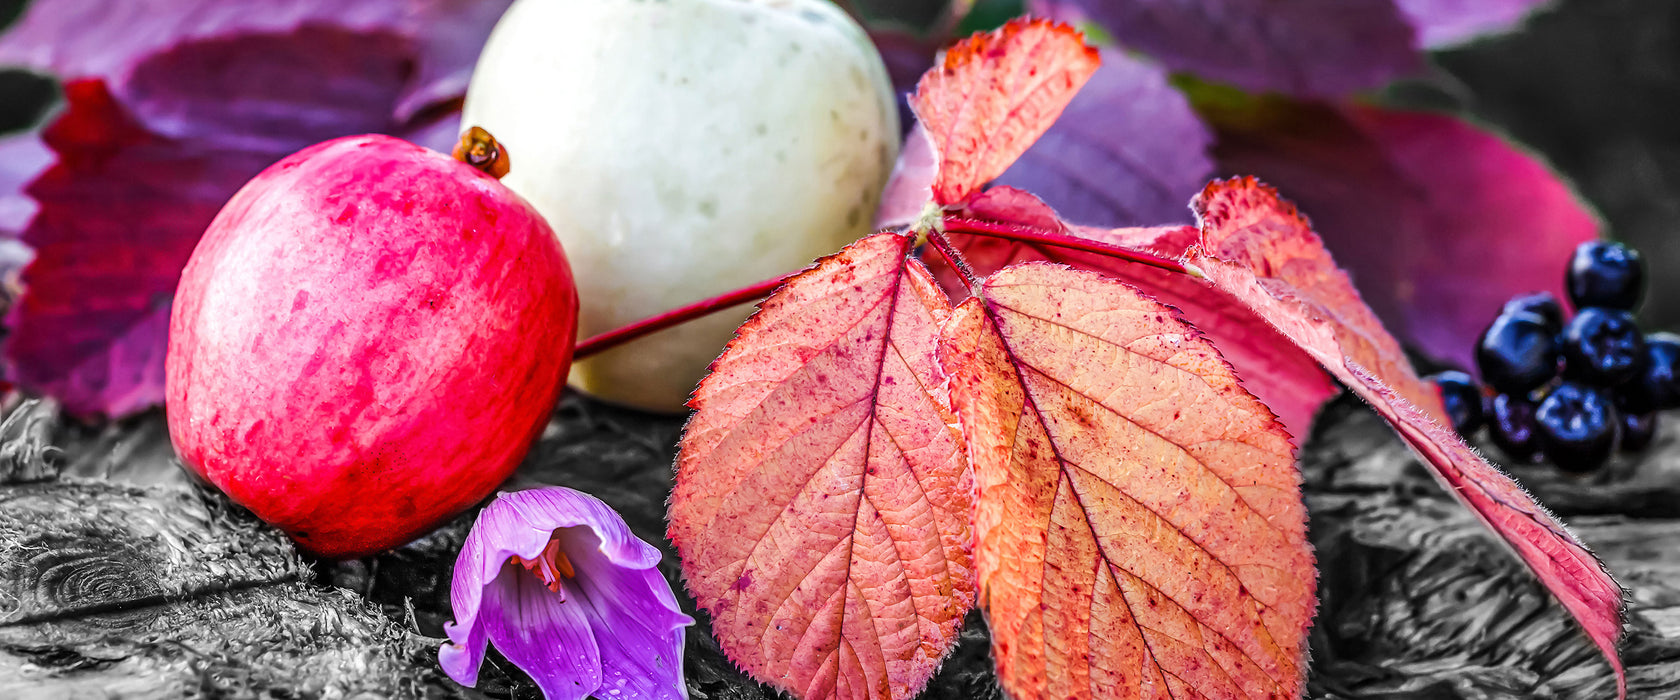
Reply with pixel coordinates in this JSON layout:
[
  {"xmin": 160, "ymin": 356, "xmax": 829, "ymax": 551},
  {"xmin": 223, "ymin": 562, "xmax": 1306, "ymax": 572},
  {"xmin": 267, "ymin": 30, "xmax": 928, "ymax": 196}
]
[
  {"xmin": 481, "ymin": 566, "xmax": 604, "ymax": 700},
  {"xmin": 561, "ymin": 528, "xmax": 692, "ymax": 700},
  {"xmin": 440, "ymin": 487, "xmax": 694, "ymax": 699},
  {"xmin": 438, "ymin": 613, "xmax": 489, "ymax": 687}
]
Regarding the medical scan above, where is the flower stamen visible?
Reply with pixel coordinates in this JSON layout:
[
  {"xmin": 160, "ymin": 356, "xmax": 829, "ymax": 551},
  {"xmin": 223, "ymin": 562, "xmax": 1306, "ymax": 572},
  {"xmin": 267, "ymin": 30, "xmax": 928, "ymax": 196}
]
[{"xmin": 513, "ymin": 536, "xmax": 576, "ymax": 594}]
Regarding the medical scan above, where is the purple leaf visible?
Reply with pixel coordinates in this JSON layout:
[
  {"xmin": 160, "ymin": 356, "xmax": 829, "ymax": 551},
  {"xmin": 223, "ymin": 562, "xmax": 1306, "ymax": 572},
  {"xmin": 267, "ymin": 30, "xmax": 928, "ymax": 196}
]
[
  {"xmin": 1394, "ymin": 0, "xmax": 1553, "ymax": 47},
  {"xmin": 2, "ymin": 19, "xmax": 468, "ymax": 418},
  {"xmin": 1206, "ymin": 99, "xmax": 1600, "ymax": 375},
  {"xmin": 393, "ymin": 0, "xmax": 514, "ymax": 121},
  {"xmin": 1044, "ymin": 0, "xmax": 1421, "ymax": 97},
  {"xmin": 992, "ymin": 48, "xmax": 1213, "ymax": 227},
  {"xmin": 0, "ymin": 0, "xmax": 508, "ymax": 123},
  {"xmin": 121, "ymin": 27, "xmax": 412, "ymax": 148},
  {"xmin": 877, "ymin": 46, "xmax": 1211, "ymax": 231}
]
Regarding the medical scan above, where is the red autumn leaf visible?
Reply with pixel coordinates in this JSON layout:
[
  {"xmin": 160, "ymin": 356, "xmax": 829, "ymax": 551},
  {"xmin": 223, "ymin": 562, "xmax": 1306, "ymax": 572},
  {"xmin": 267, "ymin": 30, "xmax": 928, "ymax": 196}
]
[
  {"xmin": 940, "ymin": 262, "xmax": 1314, "ymax": 700},
  {"xmin": 668, "ymin": 232, "xmax": 975, "ymax": 700},
  {"xmin": 909, "ymin": 18, "xmax": 1098, "ymax": 206},
  {"xmin": 1184, "ymin": 178, "xmax": 1443, "ymax": 420},
  {"xmin": 991, "ymin": 47, "xmax": 1214, "ymax": 228},
  {"xmin": 1185, "ymin": 177, "xmax": 1627, "ymax": 697},
  {"xmin": 1206, "ymin": 99, "xmax": 1599, "ymax": 376},
  {"xmin": 926, "ymin": 187, "xmax": 1337, "ymax": 441}
]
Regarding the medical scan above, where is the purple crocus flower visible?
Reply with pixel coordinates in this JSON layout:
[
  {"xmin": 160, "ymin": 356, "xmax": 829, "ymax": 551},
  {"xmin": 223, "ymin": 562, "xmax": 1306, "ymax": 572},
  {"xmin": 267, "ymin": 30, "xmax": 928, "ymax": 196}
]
[{"xmin": 439, "ymin": 487, "xmax": 693, "ymax": 700}]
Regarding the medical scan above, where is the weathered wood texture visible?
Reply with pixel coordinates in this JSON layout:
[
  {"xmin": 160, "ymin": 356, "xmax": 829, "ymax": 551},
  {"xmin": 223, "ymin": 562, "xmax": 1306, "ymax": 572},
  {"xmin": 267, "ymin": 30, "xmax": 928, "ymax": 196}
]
[
  {"xmin": 3, "ymin": 392, "xmax": 1680, "ymax": 698},
  {"xmin": 0, "ymin": 472, "xmax": 439, "ymax": 698},
  {"xmin": 1302, "ymin": 398, "xmax": 1680, "ymax": 698}
]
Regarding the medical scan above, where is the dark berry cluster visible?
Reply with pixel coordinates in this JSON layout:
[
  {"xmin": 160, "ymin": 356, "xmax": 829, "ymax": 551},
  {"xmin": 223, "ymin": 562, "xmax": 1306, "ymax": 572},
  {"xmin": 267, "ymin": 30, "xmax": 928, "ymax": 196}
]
[{"xmin": 1428, "ymin": 241, "xmax": 1679, "ymax": 473}]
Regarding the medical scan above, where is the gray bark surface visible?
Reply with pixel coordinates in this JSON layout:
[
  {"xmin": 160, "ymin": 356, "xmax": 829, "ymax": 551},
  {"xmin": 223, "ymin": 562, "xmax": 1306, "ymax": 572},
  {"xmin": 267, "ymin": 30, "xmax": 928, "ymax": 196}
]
[{"xmin": 3, "ymin": 393, "xmax": 1679, "ymax": 698}]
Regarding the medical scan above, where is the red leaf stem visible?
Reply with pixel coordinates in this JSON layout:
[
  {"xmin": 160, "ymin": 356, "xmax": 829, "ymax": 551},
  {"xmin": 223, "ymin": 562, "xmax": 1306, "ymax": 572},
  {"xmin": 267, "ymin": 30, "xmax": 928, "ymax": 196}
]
[
  {"xmin": 925, "ymin": 228, "xmax": 982, "ymax": 294},
  {"xmin": 573, "ymin": 273, "xmax": 792, "ymax": 361},
  {"xmin": 941, "ymin": 216, "xmax": 1193, "ymax": 276}
]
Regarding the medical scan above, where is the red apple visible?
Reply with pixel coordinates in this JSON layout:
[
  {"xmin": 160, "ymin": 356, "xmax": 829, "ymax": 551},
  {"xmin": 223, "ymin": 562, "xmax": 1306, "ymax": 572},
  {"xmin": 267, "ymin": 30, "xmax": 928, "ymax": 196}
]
[{"xmin": 166, "ymin": 134, "xmax": 577, "ymax": 558}]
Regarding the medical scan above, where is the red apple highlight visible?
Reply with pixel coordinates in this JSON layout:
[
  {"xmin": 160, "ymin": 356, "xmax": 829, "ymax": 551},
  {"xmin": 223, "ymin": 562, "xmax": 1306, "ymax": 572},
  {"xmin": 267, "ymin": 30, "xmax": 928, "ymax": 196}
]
[{"xmin": 166, "ymin": 134, "xmax": 577, "ymax": 558}]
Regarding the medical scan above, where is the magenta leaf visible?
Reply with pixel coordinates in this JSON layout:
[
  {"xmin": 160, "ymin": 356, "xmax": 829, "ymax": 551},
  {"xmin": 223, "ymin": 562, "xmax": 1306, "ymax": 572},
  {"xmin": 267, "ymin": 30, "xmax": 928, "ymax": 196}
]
[
  {"xmin": 2, "ymin": 17, "xmax": 469, "ymax": 417},
  {"xmin": 1048, "ymin": 0, "xmax": 1421, "ymax": 97},
  {"xmin": 1208, "ymin": 100, "xmax": 1600, "ymax": 375},
  {"xmin": 991, "ymin": 48, "xmax": 1213, "ymax": 227}
]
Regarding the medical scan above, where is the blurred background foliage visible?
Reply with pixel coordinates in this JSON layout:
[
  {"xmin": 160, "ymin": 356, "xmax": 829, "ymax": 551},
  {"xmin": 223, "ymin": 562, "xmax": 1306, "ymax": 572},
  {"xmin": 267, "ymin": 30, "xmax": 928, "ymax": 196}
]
[
  {"xmin": 2, "ymin": 0, "xmax": 1680, "ymax": 413},
  {"xmin": 6, "ymin": 0, "xmax": 1675, "ymax": 320}
]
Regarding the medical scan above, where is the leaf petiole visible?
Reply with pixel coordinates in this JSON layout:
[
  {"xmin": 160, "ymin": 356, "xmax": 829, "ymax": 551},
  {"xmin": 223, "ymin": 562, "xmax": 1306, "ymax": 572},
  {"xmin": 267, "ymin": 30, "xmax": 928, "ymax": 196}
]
[
  {"xmin": 925, "ymin": 228, "xmax": 983, "ymax": 295},
  {"xmin": 941, "ymin": 216, "xmax": 1194, "ymax": 276},
  {"xmin": 572, "ymin": 274, "xmax": 792, "ymax": 360}
]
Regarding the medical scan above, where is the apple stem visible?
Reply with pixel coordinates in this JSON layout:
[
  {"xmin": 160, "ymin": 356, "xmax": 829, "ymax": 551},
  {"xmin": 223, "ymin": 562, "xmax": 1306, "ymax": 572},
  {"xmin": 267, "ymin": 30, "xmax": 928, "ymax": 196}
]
[
  {"xmin": 940, "ymin": 216, "xmax": 1193, "ymax": 276},
  {"xmin": 453, "ymin": 126, "xmax": 511, "ymax": 179},
  {"xmin": 573, "ymin": 274, "xmax": 793, "ymax": 360}
]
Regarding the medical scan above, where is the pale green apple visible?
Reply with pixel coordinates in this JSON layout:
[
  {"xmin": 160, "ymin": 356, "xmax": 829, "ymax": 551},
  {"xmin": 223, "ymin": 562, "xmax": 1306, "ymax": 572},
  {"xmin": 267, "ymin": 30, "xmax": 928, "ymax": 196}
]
[{"xmin": 462, "ymin": 0, "xmax": 900, "ymax": 412}]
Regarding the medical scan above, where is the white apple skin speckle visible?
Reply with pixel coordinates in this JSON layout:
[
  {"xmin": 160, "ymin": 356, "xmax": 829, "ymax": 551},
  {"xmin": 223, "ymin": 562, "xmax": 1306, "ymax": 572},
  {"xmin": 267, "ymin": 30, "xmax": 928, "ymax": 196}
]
[{"xmin": 463, "ymin": 0, "xmax": 900, "ymax": 412}]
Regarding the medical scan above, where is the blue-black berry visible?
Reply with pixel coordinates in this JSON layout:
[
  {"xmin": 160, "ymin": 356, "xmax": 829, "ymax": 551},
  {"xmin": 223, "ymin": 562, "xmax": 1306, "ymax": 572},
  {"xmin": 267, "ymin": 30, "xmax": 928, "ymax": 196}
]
[
  {"xmin": 1477, "ymin": 311, "xmax": 1561, "ymax": 394},
  {"xmin": 1622, "ymin": 331, "xmax": 1680, "ymax": 412},
  {"xmin": 1535, "ymin": 382, "xmax": 1619, "ymax": 473},
  {"xmin": 1561, "ymin": 307, "xmax": 1646, "ymax": 386},
  {"xmin": 1621, "ymin": 410, "xmax": 1658, "ymax": 452},
  {"xmin": 1567, "ymin": 241, "xmax": 1644, "ymax": 311},
  {"xmin": 1502, "ymin": 291, "xmax": 1565, "ymax": 333},
  {"xmin": 1488, "ymin": 393, "xmax": 1544, "ymax": 464},
  {"xmin": 1427, "ymin": 371, "xmax": 1483, "ymax": 435}
]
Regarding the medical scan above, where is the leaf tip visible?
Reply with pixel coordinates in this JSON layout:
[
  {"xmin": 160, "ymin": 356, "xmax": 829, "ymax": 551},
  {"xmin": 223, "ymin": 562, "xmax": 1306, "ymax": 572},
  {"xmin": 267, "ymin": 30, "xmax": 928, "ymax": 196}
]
[{"xmin": 1191, "ymin": 175, "xmax": 1310, "ymax": 233}]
